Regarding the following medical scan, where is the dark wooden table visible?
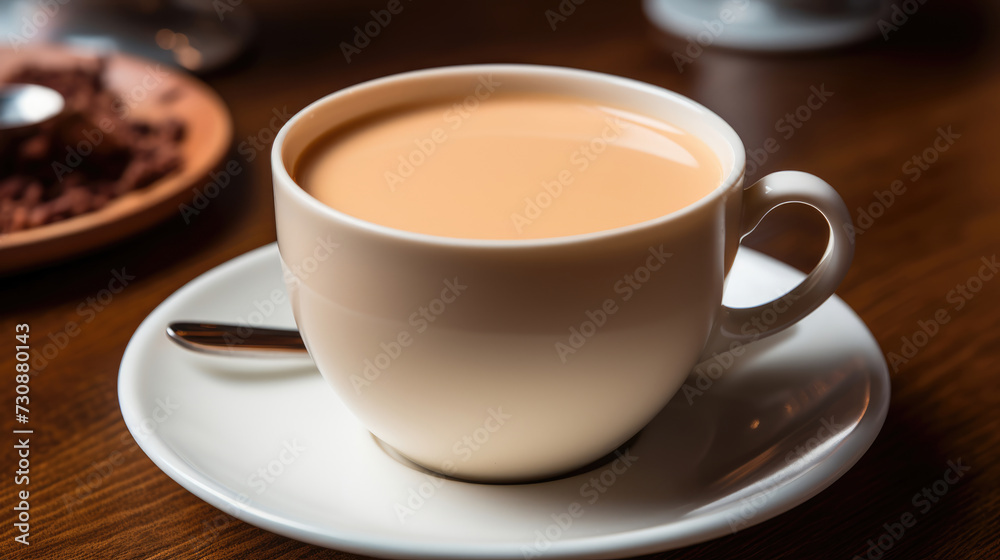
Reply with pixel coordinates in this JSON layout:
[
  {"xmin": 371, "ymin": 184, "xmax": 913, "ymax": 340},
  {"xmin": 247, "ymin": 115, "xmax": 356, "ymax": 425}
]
[{"xmin": 3, "ymin": 1, "xmax": 999, "ymax": 558}]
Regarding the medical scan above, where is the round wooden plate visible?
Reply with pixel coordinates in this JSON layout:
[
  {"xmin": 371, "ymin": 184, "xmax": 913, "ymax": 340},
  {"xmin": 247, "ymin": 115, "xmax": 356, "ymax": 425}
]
[{"xmin": 0, "ymin": 45, "xmax": 232, "ymax": 274}]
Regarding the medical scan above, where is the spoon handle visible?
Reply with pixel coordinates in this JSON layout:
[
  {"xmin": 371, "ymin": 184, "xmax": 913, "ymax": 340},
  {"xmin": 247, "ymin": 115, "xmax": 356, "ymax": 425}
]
[{"xmin": 166, "ymin": 322, "xmax": 308, "ymax": 358}]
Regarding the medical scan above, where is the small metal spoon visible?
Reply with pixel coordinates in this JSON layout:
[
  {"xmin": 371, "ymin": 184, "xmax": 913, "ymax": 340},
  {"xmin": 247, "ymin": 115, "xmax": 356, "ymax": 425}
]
[
  {"xmin": 0, "ymin": 84, "xmax": 65, "ymax": 154},
  {"xmin": 0, "ymin": 84, "xmax": 65, "ymax": 131},
  {"xmin": 166, "ymin": 322, "xmax": 308, "ymax": 358}
]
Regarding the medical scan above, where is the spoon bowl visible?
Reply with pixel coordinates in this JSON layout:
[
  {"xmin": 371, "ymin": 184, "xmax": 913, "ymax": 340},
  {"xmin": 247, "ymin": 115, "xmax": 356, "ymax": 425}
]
[{"xmin": 0, "ymin": 83, "xmax": 64, "ymax": 131}]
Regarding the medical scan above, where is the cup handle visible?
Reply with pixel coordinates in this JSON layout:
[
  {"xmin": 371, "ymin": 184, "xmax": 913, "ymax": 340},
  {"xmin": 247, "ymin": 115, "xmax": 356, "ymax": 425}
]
[{"xmin": 699, "ymin": 171, "xmax": 854, "ymax": 360}]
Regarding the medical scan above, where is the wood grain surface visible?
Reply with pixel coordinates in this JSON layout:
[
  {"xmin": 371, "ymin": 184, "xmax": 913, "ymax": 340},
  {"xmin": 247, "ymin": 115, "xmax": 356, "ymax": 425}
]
[{"xmin": 2, "ymin": 1, "xmax": 999, "ymax": 558}]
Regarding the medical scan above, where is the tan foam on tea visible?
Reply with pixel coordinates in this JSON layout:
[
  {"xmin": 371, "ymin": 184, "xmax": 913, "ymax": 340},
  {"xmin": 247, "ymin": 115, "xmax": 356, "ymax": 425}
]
[{"xmin": 293, "ymin": 94, "xmax": 722, "ymax": 240}]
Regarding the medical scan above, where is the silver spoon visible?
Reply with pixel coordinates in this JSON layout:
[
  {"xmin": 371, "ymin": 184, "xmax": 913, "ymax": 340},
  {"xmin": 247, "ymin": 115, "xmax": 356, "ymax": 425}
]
[
  {"xmin": 0, "ymin": 84, "xmax": 65, "ymax": 131},
  {"xmin": 166, "ymin": 322, "xmax": 308, "ymax": 358},
  {"xmin": 0, "ymin": 84, "xmax": 65, "ymax": 154}
]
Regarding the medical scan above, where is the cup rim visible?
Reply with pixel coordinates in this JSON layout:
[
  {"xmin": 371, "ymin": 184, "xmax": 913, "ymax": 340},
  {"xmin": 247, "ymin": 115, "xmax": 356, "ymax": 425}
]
[{"xmin": 271, "ymin": 63, "xmax": 747, "ymax": 249}]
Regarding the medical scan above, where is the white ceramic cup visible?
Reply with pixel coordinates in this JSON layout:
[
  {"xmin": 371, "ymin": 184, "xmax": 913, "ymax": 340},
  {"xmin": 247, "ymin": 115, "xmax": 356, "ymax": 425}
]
[{"xmin": 271, "ymin": 64, "xmax": 853, "ymax": 483}]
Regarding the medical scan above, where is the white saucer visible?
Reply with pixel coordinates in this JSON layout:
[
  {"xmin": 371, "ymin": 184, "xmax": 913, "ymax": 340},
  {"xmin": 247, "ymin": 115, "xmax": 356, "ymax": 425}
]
[{"xmin": 119, "ymin": 243, "xmax": 889, "ymax": 559}]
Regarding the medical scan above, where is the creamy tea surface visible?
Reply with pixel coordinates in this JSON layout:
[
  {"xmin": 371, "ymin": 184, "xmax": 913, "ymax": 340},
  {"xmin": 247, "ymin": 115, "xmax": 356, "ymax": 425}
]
[{"xmin": 293, "ymin": 94, "xmax": 722, "ymax": 239}]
